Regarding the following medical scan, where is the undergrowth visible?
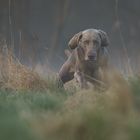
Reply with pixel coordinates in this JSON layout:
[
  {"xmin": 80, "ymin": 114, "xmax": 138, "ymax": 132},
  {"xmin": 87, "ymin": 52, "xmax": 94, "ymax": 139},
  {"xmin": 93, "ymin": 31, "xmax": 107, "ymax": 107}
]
[
  {"xmin": 0, "ymin": 74, "xmax": 140, "ymax": 140},
  {"xmin": 0, "ymin": 48, "xmax": 140, "ymax": 140}
]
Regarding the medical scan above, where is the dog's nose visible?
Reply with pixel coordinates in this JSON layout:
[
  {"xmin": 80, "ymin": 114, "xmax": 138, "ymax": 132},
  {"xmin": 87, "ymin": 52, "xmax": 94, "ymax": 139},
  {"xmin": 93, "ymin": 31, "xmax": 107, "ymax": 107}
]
[{"xmin": 88, "ymin": 52, "xmax": 97, "ymax": 60}]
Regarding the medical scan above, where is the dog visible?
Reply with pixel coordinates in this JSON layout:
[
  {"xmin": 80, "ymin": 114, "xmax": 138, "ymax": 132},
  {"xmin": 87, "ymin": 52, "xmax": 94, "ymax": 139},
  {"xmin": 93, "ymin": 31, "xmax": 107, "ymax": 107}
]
[{"xmin": 58, "ymin": 29, "xmax": 109, "ymax": 89}]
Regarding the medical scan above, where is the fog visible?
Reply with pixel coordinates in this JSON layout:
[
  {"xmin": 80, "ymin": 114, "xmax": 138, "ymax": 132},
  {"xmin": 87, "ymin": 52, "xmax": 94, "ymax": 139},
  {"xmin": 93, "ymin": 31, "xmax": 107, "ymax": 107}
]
[{"xmin": 0, "ymin": 0, "xmax": 140, "ymax": 73}]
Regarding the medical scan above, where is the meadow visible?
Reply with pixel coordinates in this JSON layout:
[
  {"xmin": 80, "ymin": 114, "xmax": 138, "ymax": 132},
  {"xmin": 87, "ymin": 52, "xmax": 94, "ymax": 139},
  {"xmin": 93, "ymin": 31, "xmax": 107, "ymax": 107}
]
[{"xmin": 0, "ymin": 47, "xmax": 140, "ymax": 140}]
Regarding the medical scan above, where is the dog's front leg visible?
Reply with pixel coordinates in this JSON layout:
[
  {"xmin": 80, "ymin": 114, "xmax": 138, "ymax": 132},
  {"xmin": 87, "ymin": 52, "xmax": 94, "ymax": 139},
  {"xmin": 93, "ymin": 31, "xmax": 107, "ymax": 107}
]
[{"xmin": 74, "ymin": 71, "xmax": 88, "ymax": 89}]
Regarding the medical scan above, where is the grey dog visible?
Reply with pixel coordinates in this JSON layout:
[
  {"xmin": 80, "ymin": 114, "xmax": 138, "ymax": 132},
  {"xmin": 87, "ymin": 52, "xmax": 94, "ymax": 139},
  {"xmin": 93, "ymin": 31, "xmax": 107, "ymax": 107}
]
[{"xmin": 58, "ymin": 29, "xmax": 109, "ymax": 89}]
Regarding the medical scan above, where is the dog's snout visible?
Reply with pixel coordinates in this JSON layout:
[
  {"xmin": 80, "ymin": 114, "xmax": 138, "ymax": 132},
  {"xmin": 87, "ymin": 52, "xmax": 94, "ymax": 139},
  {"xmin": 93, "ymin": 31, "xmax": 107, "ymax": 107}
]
[{"xmin": 87, "ymin": 52, "xmax": 97, "ymax": 60}]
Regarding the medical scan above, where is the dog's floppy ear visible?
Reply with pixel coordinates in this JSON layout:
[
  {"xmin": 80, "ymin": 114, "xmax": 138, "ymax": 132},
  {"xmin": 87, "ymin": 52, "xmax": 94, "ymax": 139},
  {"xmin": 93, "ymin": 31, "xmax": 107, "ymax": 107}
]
[
  {"xmin": 98, "ymin": 30, "xmax": 109, "ymax": 47},
  {"xmin": 68, "ymin": 32, "xmax": 82, "ymax": 49}
]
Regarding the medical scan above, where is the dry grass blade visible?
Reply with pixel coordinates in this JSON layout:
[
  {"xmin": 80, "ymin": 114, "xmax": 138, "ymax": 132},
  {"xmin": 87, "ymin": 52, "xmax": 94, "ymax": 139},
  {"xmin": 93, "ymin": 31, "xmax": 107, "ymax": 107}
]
[{"xmin": 0, "ymin": 45, "xmax": 47, "ymax": 91}]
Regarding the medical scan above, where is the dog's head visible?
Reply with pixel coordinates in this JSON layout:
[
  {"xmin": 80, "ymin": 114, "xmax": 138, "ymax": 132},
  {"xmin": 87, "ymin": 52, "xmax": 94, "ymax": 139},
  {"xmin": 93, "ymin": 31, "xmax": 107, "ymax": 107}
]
[{"xmin": 68, "ymin": 29, "xmax": 109, "ymax": 61}]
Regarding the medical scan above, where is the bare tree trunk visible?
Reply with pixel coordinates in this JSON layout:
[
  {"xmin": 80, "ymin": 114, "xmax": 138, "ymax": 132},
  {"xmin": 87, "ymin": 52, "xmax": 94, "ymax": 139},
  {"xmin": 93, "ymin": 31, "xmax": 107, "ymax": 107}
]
[
  {"xmin": 13, "ymin": 0, "xmax": 32, "ymax": 64},
  {"xmin": 48, "ymin": 0, "xmax": 71, "ymax": 61}
]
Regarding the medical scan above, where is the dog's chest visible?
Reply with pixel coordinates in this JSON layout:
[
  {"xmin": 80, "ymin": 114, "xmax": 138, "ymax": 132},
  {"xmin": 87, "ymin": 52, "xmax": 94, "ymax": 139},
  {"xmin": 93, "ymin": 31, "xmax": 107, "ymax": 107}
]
[{"xmin": 76, "ymin": 61, "xmax": 98, "ymax": 76}]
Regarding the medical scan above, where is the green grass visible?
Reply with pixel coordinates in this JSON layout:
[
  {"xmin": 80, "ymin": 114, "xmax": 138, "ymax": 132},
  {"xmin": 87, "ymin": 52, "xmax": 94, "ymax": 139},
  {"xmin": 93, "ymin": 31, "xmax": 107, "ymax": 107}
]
[
  {"xmin": 0, "ymin": 76, "xmax": 140, "ymax": 140},
  {"xmin": 129, "ymin": 76, "xmax": 140, "ymax": 109},
  {"xmin": 0, "ymin": 89, "xmax": 64, "ymax": 140}
]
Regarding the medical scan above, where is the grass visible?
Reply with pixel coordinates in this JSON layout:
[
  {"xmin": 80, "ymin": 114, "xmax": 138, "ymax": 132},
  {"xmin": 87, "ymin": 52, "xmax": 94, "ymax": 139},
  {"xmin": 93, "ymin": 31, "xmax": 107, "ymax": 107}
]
[
  {"xmin": 0, "ymin": 48, "xmax": 140, "ymax": 140},
  {"xmin": 0, "ymin": 75, "xmax": 140, "ymax": 140},
  {"xmin": 0, "ymin": 90, "xmax": 64, "ymax": 140}
]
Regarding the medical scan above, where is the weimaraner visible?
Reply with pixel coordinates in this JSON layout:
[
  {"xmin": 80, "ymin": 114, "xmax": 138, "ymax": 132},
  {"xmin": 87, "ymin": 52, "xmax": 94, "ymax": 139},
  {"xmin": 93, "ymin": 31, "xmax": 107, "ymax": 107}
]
[{"xmin": 58, "ymin": 29, "xmax": 109, "ymax": 89}]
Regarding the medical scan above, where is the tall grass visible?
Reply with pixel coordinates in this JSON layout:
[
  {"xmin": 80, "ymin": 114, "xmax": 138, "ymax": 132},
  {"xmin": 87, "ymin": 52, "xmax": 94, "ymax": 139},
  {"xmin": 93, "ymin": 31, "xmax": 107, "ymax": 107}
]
[
  {"xmin": 0, "ymin": 46, "xmax": 140, "ymax": 140},
  {"xmin": 0, "ymin": 46, "xmax": 47, "ymax": 91},
  {"xmin": 0, "ymin": 74, "xmax": 140, "ymax": 140}
]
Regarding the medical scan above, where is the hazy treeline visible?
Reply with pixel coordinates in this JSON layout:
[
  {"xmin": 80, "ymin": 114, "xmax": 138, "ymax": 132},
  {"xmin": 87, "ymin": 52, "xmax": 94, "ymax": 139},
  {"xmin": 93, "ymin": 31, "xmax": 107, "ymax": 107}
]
[{"xmin": 0, "ymin": 0, "xmax": 140, "ymax": 71}]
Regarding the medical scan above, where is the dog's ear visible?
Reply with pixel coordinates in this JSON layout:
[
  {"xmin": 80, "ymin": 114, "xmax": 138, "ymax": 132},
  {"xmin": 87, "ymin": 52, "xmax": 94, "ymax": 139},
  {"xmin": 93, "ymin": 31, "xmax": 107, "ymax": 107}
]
[
  {"xmin": 98, "ymin": 30, "xmax": 109, "ymax": 47},
  {"xmin": 68, "ymin": 32, "xmax": 82, "ymax": 49}
]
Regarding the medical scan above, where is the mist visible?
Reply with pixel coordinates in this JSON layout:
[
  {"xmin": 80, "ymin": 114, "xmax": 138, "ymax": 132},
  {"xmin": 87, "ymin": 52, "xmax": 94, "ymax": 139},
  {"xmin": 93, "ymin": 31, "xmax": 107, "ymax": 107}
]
[{"xmin": 0, "ymin": 0, "xmax": 140, "ymax": 73}]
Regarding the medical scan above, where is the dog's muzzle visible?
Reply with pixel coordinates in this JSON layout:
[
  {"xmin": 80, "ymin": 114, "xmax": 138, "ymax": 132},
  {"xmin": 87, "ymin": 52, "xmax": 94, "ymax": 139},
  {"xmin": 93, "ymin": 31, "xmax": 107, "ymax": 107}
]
[{"xmin": 87, "ymin": 52, "xmax": 97, "ymax": 61}]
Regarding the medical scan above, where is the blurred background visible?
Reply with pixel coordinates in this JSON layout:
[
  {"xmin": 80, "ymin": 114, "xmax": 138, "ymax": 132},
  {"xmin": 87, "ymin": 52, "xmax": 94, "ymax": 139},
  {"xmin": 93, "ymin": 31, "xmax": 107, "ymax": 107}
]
[{"xmin": 0, "ymin": 0, "xmax": 140, "ymax": 73}]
